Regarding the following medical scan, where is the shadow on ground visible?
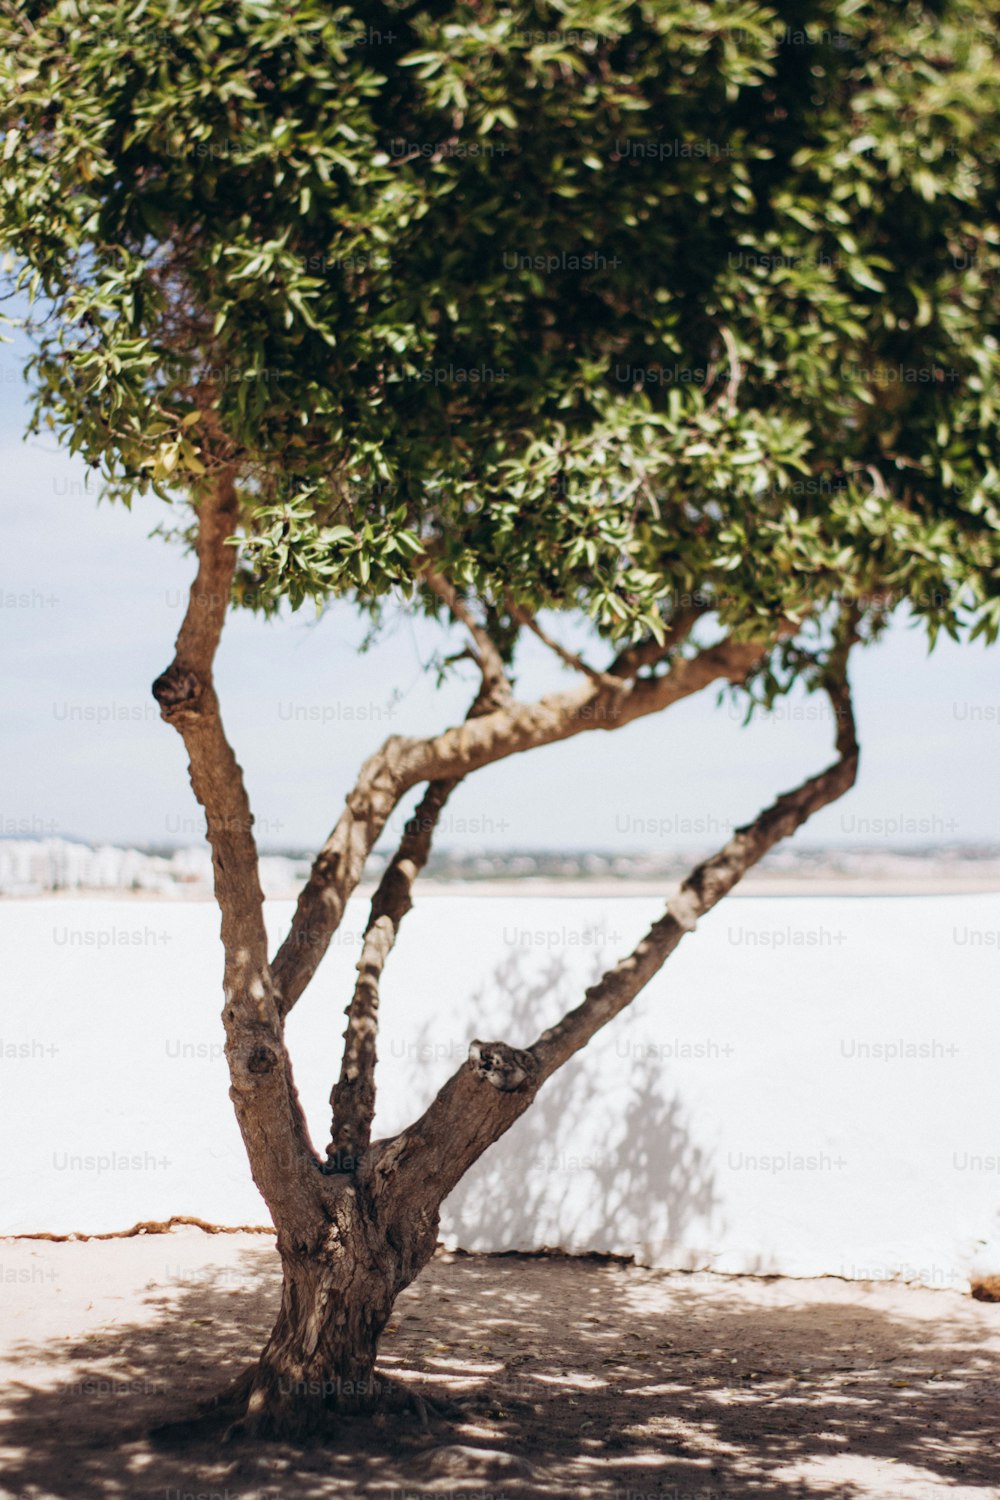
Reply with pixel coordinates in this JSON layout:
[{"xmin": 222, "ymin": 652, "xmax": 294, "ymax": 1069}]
[{"xmin": 1, "ymin": 1244, "xmax": 999, "ymax": 1499}]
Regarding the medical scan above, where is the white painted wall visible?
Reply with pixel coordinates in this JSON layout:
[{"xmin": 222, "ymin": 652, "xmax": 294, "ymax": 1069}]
[{"xmin": 3, "ymin": 894, "xmax": 998, "ymax": 1289}]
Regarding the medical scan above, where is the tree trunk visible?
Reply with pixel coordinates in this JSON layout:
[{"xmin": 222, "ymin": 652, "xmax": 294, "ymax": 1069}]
[
  {"xmin": 224, "ymin": 1179, "xmax": 439, "ymax": 1440},
  {"xmin": 239, "ymin": 1257, "xmax": 390, "ymax": 1438}
]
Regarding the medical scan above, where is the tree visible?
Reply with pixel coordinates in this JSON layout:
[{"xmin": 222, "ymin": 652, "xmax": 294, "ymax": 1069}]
[{"xmin": 3, "ymin": 0, "xmax": 1000, "ymax": 1440}]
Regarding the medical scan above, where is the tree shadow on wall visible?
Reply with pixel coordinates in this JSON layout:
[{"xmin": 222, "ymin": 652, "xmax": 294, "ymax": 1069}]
[{"xmin": 420, "ymin": 946, "xmax": 723, "ymax": 1262}]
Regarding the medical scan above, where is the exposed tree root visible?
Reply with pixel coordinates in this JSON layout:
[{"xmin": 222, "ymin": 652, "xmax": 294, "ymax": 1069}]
[
  {"xmin": 149, "ymin": 1364, "xmax": 458, "ymax": 1447},
  {"xmin": 15, "ymin": 1215, "xmax": 274, "ymax": 1243}
]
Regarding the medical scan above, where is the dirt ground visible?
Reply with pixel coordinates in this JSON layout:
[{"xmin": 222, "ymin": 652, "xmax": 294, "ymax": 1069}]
[{"xmin": 1, "ymin": 1228, "xmax": 999, "ymax": 1500}]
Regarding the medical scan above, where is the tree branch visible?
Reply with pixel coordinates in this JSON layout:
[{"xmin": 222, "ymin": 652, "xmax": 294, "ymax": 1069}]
[
  {"xmin": 705, "ymin": 324, "xmax": 743, "ymax": 416},
  {"xmin": 420, "ymin": 567, "xmax": 512, "ymax": 708},
  {"xmin": 608, "ymin": 604, "xmax": 707, "ymax": 677},
  {"xmin": 271, "ymin": 633, "xmax": 772, "ymax": 1017},
  {"xmin": 326, "ymin": 775, "xmax": 459, "ymax": 1170},
  {"xmin": 326, "ymin": 586, "xmax": 511, "ymax": 1168},
  {"xmin": 375, "ymin": 654, "xmax": 859, "ymax": 1210},
  {"xmin": 152, "ymin": 476, "xmax": 323, "ymax": 1233},
  {"xmin": 506, "ymin": 595, "xmax": 620, "ymax": 687},
  {"xmin": 530, "ymin": 667, "xmax": 858, "ymax": 1081}
]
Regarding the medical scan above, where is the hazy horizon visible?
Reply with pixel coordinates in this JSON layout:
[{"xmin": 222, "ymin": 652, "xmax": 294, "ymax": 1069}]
[{"xmin": 3, "ymin": 832, "xmax": 1000, "ymax": 859}]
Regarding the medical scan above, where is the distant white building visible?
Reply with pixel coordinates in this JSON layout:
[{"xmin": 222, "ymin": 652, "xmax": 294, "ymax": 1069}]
[
  {"xmin": 0, "ymin": 838, "xmax": 313, "ymax": 898},
  {"xmin": 0, "ymin": 839, "xmax": 182, "ymax": 896}
]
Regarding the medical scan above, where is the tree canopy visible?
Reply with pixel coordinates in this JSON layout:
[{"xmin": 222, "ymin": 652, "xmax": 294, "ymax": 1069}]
[{"xmin": 3, "ymin": 0, "xmax": 1000, "ymax": 657}]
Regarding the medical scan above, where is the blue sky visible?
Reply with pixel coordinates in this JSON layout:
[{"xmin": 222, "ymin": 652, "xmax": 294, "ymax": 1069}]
[{"xmin": 2, "ymin": 331, "xmax": 999, "ymax": 853}]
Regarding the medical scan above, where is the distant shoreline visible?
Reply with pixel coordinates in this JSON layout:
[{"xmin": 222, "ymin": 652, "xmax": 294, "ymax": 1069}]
[
  {"xmin": 4, "ymin": 875, "xmax": 1000, "ymax": 900},
  {"xmin": 6, "ymin": 838, "xmax": 999, "ymax": 902}
]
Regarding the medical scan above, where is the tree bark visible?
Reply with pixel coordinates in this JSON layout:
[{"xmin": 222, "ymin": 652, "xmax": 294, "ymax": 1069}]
[
  {"xmin": 327, "ymin": 775, "xmax": 459, "ymax": 1169},
  {"xmin": 152, "ymin": 476, "xmax": 326, "ymax": 1239},
  {"xmin": 328, "ymin": 586, "xmax": 513, "ymax": 1168},
  {"xmin": 222, "ymin": 1171, "xmax": 441, "ymax": 1440}
]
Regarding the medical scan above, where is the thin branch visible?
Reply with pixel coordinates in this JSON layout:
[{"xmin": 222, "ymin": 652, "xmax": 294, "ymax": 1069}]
[
  {"xmin": 271, "ymin": 632, "xmax": 773, "ymax": 1017},
  {"xmin": 608, "ymin": 604, "xmax": 708, "ymax": 678},
  {"xmin": 506, "ymin": 595, "xmax": 621, "ymax": 688},
  {"xmin": 530, "ymin": 667, "xmax": 858, "ymax": 1081},
  {"xmin": 388, "ymin": 135, "xmax": 460, "ymax": 168},
  {"xmin": 326, "ymin": 599, "xmax": 512, "ymax": 1167},
  {"xmin": 320, "ymin": 565, "xmax": 517, "ymax": 1165},
  {"xmin": 705, "ymin": 324, "xmax": 743, "ymax": 416},
  {"xmin": 326, "ymin": 775, "xmax": 459, "ymax": 1169},
  {"xmin": 420, "ymin": 566, "xmax": 512, "ymax": 708}
]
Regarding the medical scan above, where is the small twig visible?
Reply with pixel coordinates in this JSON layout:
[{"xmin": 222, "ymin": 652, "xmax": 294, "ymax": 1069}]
[
  {"xmin": 421, "ymin": 566, "xmax": 512, "ymax": 705},
  {"xmin": 608, "ymin": 605, "xmax": 707, "ymax": 678},
  {"xmin": 507, "ymin": 596, "xmax": 623, "ymax": 689},
  {"xmin": 705, "ymin": 324, "xmax": 743, "ymax": 415},
  {"xmin": 388, "ymin": 136, "xmax": 460, "ymax": 168}
]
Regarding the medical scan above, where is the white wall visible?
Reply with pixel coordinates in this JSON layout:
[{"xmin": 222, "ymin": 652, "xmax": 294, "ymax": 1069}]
[{"xmin": 3, "ymin": 894, "xmax": 998, "ymax": 1289}]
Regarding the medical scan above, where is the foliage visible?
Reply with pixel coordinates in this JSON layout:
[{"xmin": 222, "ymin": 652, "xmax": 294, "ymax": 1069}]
[{"xmin": 3, "ymin": 0, "xmax": 1000, "ymax": 651}]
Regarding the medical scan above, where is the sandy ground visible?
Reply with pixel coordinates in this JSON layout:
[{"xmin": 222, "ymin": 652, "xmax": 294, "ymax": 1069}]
[{"xmin": 1, "ymin": 1230, "xmax": 999, "ymax": 1500}]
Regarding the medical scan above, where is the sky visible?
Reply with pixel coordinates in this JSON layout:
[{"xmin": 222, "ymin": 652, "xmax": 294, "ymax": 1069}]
[{"xmin": 2, "ymin": 328, "xmax": 999, "ymax": 855}]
